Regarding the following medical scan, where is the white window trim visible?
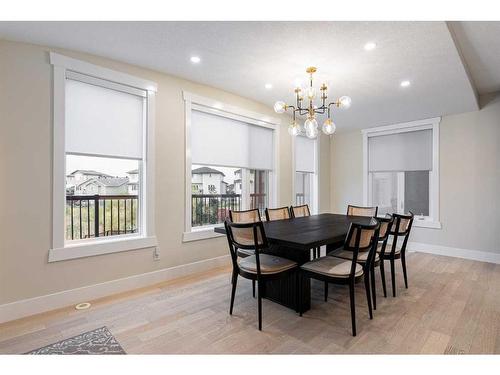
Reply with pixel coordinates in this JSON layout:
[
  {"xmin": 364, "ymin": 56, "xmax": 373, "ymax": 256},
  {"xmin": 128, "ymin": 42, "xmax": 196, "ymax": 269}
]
[
  {"xmin": 291, "ymin": 135, "xmax": 320, "ymax": 214},
  {"xmin": 49, "ymin": 52, "xmax": 158, "ymax": 262},
  {"xmin": 362, "ymin": 117, "xmax": 441, "ymax": 229},
  {"xmin": 182, "ymin": 91, "xmax": 281, "ymax": 242}
]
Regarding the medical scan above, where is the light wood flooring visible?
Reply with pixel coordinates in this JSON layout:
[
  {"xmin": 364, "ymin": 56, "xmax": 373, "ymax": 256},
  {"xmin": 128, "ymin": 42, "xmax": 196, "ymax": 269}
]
[{"xmin": 1, "ymin": 252, "xmax": 500, "ymax": 354}]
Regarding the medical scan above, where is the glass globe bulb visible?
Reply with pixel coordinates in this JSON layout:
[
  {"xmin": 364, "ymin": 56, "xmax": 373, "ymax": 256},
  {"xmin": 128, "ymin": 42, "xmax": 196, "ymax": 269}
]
[
  {"xmin": 306, "ymin": 125, "xmax": 319, "ymax": 139},
  {"xmin": 338, "ymin": 96, "xmax": 352, "ymax": 109},
  {"xmin": 306, "ymin": 86, "xmax": 316, "ymax": 100},
  {"xmin": 322, "ymin": 118, "xmax": 336, "ymax": 135},
  {"xmin": 304, "ymin": 117, "xmax": 318, "ymax": 132},
  {"xmin": 274, "ymin": 101, "xmax": 286, "ymax": 113},
  {"xmin": 287, "ymin": 122, "xmax": 300, "ymax": 136}
]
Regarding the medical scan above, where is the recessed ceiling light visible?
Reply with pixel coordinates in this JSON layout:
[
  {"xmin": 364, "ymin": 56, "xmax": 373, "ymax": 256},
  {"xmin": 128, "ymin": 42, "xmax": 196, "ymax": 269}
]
[
  {"xmin": 364, "ymin": 42, "xmax": 377, "ymax": 51},
  {"xmin": 400, "ymin": 80, "xmax": 411, "ymax": 87},
  {"xmin": 190, "ymin": 56, "xmax": 201, "ymax": 64},
  {"xmin": 265, "ymin": 83, "xmax": 273, "ymax": 90}
]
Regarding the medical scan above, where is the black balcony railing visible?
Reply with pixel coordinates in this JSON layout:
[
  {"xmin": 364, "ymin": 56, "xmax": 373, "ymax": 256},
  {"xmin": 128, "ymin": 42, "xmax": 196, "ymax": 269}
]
[
  {"xmin": 192, "ymin": 194, "xmax": 241, "ymax": 227},
  {"xmin": 250, "ymin": 193, "xmax": 267, "ymax": 217},
  {"xmin": 66, "ymin": 194, "xmax": 139, "ymax": 240}
]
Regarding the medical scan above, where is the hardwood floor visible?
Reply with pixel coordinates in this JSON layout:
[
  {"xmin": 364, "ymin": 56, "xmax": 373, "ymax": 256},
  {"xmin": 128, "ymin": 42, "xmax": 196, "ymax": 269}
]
[{"xmin": 1, "ymin": 252, "xmax": 499, "ymax": 354}]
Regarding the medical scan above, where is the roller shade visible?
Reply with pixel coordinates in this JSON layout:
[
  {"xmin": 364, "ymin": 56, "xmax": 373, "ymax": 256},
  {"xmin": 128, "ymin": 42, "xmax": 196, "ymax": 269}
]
[
  {"xmin": 368, "ymin": 129, "xmax": 433, "ymax": 172},
  {"xmin": 65, "ymin": 78, "xmax": 145, "ymax": 159},
  {"xmin": 191, "ymin": 110, "xmax": 274, "ymax": 170},
  {"xmin": 295, "ymin": 135, "xmax": 316, "ymax": 173}
]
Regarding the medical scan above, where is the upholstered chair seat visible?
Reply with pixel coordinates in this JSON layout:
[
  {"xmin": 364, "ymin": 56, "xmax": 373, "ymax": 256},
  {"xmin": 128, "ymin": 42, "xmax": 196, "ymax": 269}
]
[
  {"xmin": 225, "ymin": 220, "xmax": 298, "ymax": 331},
  {"xmin": 381, "ymin": 212, "xmax": 414, "ymax": 298},
  {"xmin": 377, "ymin": 244, "xmax": 401, "ymax": 255},
  {"xmin": 238, "ymin": 254, "xmax": 297, "ymax": 275},
  {"xmin": 301, "ymin": 256, "xmax": 363, "ymax": 278},
  {"xmin": 330, "ymin": 249, "xmax": 380, "ymax": 263},
  {"xmin": 298, "ymin": 219, "xmax": 380, "ymax": 336},
  {"xmin": 229, "ymin": 209, "xmax": 263, "ymax": 299},
  {"xmin": 237, "ymin": 248, "xmax": 255, "ymax": 257}
]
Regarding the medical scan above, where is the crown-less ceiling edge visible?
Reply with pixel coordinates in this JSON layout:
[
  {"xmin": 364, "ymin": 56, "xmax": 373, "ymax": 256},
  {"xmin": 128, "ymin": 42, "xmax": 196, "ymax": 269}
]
[{"xmin": 446, "ymin": 21, "xmax": 479, "ymax": 110}]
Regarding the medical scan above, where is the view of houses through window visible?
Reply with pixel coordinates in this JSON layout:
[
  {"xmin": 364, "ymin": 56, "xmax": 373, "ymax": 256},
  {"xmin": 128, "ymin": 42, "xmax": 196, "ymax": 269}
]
[
  {"xmin": 65, "ymin": 155, "xmax": 140, "ymax": 241},
  {"xmin": 191, "ymin": 164, "xmax": 268, "ymax": 227}
]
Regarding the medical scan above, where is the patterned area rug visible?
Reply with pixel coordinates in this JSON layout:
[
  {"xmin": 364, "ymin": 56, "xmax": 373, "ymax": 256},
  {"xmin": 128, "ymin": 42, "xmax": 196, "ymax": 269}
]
[{"xmin": 26, "ymin": 326, "xmax": 126, "ymax": 355}]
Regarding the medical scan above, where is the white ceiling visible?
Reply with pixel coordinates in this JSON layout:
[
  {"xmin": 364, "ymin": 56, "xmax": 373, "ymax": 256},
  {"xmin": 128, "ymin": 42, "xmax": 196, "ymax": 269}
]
[
  {"xmin": 449, "ymin": 21, "xmax": 500, "ymax": 95},
  {"xmin": 0, "ymin": 21, "xmax": 494, "ymax": 131}
]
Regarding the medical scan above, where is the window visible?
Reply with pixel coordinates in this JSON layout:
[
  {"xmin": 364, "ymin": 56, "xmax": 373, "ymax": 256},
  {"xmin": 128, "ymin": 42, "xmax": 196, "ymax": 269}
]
[
  {"xmin": 49, "ymin": 53, "xmax": 157, "ymax": 262},
  {"xmin": 294, "ymin": 135, "xmax": 318, "ymax": 213},
  {"xmin": 249, "ymin": 169, "xmax": 269, "ymax": 217},
  {"xmin": 363, "ymin": 118, "xmax": 440, "ymax": 228},
  {"xmin": 295, "ymin": 171, "xmax": 313, "ymax": 207},
  {"xmin": 183, "ymin": 92, "xmax": 279, "ymax": 241},
  {"xmin": 65, "ymin": 155, "xmax": 140, "ymax": 240}
]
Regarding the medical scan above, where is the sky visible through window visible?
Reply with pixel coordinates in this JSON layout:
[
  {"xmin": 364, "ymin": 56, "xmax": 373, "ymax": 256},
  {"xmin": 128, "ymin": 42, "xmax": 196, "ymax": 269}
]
[{"xmin": 66, "ymin": 154, "xmax": 138, "ymax": 177}]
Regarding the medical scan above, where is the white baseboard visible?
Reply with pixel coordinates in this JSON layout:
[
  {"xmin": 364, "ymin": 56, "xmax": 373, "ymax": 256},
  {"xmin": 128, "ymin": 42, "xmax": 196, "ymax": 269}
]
[
  {"xmin": 2, "ymin": 242, "xmax": 498, "ymax": 324},
  {"xmin": 0, "ymin": 254, "xmax": 230, "ymax": 324},
  {"xmin": 408, "ymin": 241, "xmax": 500, "ymax": 264}
]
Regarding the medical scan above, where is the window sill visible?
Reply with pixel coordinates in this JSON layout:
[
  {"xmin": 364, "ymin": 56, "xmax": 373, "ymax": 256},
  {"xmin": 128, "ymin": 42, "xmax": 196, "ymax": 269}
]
[
  {"xmin": 48, "ymin": 235, "xmax": 158, "ymax": 262},
  {"xmin": 412, "ymin": 219, "xmax": 441, "ymax": 229},
  {"xmin": 182, "ymin": 226, "xmax": 224, "ymax": 242}
]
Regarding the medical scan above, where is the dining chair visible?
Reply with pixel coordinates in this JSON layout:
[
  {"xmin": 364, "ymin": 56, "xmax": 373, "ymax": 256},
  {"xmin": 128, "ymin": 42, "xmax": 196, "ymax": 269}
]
[
  {"xmin": 330, "ymin": 214, "xmax": 393, "ymax": 311},
  {"xmin": 347, "ymin": 204, "xmax": 378, "ymax": 217},
  {"xmin": 229, "ymin": 209, "xmax": 262, "ymax": 257},
  {"xmin": 265, "ymin": 206, "xmax": 291, "ymax": 221},
  {"xmin": 224, "ymin": 220, "xmax": 298, "ymax": 331},
  {"xmin": 290, "ymin": 204, "xmax": 320, "ymax": 260},
  {"xmin": 290, "ymin": 204, "xmax": 311, "ymax": 218},
  {"xmin": 229, "ymin": 209, "xmax": 262, "ymax": 297},
  {"xmin": 371, "ymin": 214, "xmax": 394, "ymax": 306},
  {"xmin": 378, "ymin": 212, "xmax": 414, "ymax": 297},
  {"xmin": 299, "ymin": 219, "xmax": 380, "ymax": 336}
]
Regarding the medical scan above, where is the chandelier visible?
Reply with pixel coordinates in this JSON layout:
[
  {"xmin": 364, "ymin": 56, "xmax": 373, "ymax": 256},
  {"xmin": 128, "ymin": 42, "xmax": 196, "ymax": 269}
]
[{"xmin": 273, "ymin": 67, "xmax": 351, "ymax": 138}]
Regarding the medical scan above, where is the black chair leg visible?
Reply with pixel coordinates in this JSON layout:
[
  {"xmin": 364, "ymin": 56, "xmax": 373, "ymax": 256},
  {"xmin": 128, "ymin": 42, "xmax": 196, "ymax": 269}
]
[
  {"xmin": 402, "ymin": 254, "xmax": 408, "ymax": 289},
  {"xmin": 364, "ymin": 273, "xmax": 373, "ymax": 320},
  {"xmin": 380, "ymin": 259, "xmax": 387, "ymax": 298},
  {"xmin": 229, "ymin": 272, "xmax": 238, "ymax": 315},
  {"xmin": 252, "ymin": 280, "xmax": 255, "ymax": 298},
  {"xmin": 324, "ymin": 281, "xmax": 328, "ymax": 302},
  {"xmin": 257, "ymin": 280, "xmax": 263, "ymax": 331},
  {"xmin": 298, "ymin": 272, "xmax": 303, "ymax": 316},
  {"xmin": 371, "ymin": 265, "xmax": 377, "ymax": 310},
  {"xmin": 390, "ymin": 258, "xmax": 396, "ymax": 297},
  {"xmin": 295, "ymin": 271, "xmax": 300, "ymax": 313},
  {"xmin": 349, "ymin": 280, "xmax": 357, "ymax": 336}
]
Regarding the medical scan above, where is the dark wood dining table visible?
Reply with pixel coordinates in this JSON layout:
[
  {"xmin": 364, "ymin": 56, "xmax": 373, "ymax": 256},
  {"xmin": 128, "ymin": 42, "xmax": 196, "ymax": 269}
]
[{"xmin": 214, "ymin": 213, "xmax": 373, "ymax": 312}]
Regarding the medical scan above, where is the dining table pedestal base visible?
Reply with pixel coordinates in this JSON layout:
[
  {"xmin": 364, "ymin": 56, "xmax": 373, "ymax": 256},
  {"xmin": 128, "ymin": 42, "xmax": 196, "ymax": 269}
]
[{"xmin": 262, "ymin": 244, "xmax": 312, "ymax": 312}]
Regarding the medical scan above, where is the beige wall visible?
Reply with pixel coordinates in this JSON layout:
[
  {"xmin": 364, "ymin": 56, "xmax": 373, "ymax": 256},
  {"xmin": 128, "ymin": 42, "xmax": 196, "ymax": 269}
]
[
  {"xmin": 330, "ymin": 130, "xmax": 365, "ymax": 214},
  {"xmin": 330, "ymin": 93, "xmax": 500, "ymax": 254},
  {"xmin": 0, "ymin": 39, "xmax": 331, "ymax": 305}
]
